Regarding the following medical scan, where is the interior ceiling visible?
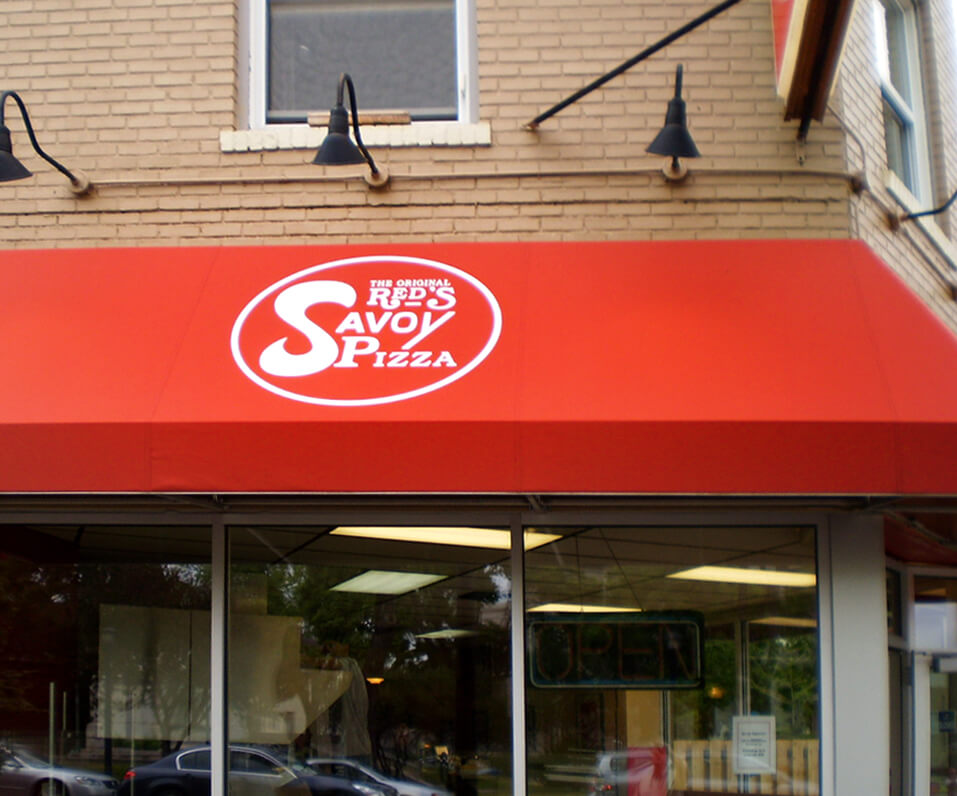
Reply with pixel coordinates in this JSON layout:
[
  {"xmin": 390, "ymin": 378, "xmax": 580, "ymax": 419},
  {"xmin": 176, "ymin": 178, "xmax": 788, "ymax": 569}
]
[
  {"xmin": 1, "ymin": 524, "xmax": 817, "ymax": 627},
  {"xmin": 885, "ymin": 510, "xmax": 957, "ymax": 566},
  {"xmin": 2, "ymin": 495, "xmax": 953, "ymax": 631}
]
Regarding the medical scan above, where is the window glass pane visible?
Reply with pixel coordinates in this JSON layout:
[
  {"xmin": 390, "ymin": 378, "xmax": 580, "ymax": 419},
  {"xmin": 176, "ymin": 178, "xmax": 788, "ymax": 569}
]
[
  {"xmin": 268, "ymin": 0, "xmax": 457, "ymax": 122},
  {"xmin": 884, "ymin": 100, "xmax": 916, "ymax": 191},
  {"xmin": 0, "ymin": 527, "xmax": 211, "ymax": 788},
  {"xmin": 227, "ymin": 526, "xmax": 512, "ymax": 796},
  {"xmin": 874, "ymin": 0, "xmax": 892, "ymax": 82},
  {"xmin": 524, "ymin": 526, "xmax": 819, "ymax": 796},
  {"xmin": 914, "ymin": 576, "xmax": 957, "ymax": 650},
  {"xmin": 882, "ymin": 1, "xmax": 912, "ymax": 103}
]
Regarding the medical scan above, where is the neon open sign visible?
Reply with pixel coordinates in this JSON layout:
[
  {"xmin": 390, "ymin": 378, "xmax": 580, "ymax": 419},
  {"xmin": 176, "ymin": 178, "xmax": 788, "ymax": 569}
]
[{"xmin": 527, "ymin": 611, "xmax": 705, "ymax": 689}]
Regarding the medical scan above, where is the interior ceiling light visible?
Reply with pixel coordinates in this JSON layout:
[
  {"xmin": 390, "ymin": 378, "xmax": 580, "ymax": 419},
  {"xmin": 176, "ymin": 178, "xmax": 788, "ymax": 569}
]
[
  {"xmin": 751, "ymin": 617, "xmax": 818, "ymax": 628},
  {"xmin": 666, "ymin": 566, "xmax": 816, "ymax": 588},
  {"xmin": 365, "ymin": 677, "xmax": 384, "ymax": 685},
  {"xmin": 415, "ymin": 629, "xmax": 479, "ymax": 639},
  {"xmin": 527, "ymin": 602, "xmax": 642, "ymax": 613},
  {"xmin": 330, "ymin": 570, "xmax": 447, "ymax": 595},
  {"xmin": 0, "ymin": 90, "xmax": 92, "ymax": 195},
  {"xmin": 331, "ymin": 526, "xmax": 560, "ymax": 550},
  {"xmin": 312, "ymin": 72, "xmax": 389, "ymax": 189}
]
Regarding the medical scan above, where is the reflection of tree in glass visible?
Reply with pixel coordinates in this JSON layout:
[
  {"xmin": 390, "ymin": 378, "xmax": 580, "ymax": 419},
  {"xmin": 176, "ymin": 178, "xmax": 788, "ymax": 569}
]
[
  {"xmin": 670, "ymin": 634, "xmax": 737, "ymax": 740},
  {"xmin": 261, "ymin": 565, "xmax": 375, "ymax": 657},
  {"xmin": 0, "ymin": 551, "xmax": 211, "ymax": 756},
  {"xmin": 749, "ymin": 632, "xmax": 818, "ymax": 739},
  {"xmin": 0, "ymin": 556, "xmax": 79, "ymax": 722},
  {"xmin": 256, "ymin": 562, "xmax": 510, "ymax": 783}
]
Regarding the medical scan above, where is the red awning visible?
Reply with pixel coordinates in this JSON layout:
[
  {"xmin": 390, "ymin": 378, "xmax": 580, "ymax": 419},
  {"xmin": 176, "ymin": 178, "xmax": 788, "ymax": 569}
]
[{"xmin": 2, "ymin": 239, "xmax": 957, "ymax": 494}]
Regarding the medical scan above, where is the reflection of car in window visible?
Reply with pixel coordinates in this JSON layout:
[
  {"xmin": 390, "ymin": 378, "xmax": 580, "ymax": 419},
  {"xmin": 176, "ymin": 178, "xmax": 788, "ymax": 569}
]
[
  {"xmin": 587, "ymin": 750, "xmax": 669, "ymax": 796},
  {"xmin": 306, "ymin": 758, "xmax": 449, "ymax": 796},
  {"xmin": 117, "ymin": 747, "xmax": 373, "ymax": 796},
  {"xmin": 0, "ymin": 746, "xmax": 119, "ymax": 796}
]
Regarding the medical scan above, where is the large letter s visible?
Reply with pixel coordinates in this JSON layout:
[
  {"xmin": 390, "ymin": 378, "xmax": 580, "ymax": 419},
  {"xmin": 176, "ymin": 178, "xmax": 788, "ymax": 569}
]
[{"xmin": 258, "ymin": 280, "xmax": 356, "ymax": 377}]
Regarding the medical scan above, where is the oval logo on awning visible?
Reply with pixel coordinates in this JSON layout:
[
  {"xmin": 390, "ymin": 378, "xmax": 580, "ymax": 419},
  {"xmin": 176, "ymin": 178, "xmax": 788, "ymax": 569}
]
[{"xmin": 231, "ymin": 255, "xmax": 502, "ymax": 406}]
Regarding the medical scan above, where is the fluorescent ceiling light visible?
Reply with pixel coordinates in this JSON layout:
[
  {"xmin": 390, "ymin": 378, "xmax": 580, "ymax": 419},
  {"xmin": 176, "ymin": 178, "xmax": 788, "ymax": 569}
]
[
  {"xmin": 527, "ymin": 602, "xmax": 642, "ymax": 613},
  {"xmin": 331, "ymin": 570, "xmax": 447, "ymax": 595},
  {"xmin": 751, "ymin": 616, "xmax": 817, "ymax": 628},
  {"xmin": 331, "ymin": 526, "xmax": 560, "ymax": 550},
  {"xmin": 666, "ymin": 566, "xmax": 816, "ymax": 588},
  {"xmin": 416, "ymin": 629, "xmax": 479, "ymax": 639}
]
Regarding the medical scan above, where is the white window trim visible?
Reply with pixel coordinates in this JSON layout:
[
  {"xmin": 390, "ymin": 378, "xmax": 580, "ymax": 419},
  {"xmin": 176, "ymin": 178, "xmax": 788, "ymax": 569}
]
[
  {"xmin": 875, "ymin": 0, "xmax": 933, "ymax": 205},
  {"xmin": 227, "ymin": 0, "xmax": 488, "ymax": 152}
]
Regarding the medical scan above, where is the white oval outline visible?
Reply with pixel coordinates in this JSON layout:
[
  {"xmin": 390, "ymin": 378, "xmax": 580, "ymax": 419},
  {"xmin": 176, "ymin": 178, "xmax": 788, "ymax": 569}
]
[{"xmin": 230, "ymin": 255, "xmax": 503, "ymax": 407}]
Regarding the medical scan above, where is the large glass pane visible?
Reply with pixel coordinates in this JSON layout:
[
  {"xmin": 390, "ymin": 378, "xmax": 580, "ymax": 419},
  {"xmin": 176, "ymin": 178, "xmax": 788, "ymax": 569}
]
[
  {"xmin": 524, "ymin": 526, "xmax": 819, "ymax": 796},
  {"xmin": 227, "ymin": 526, "xmax": 512, "ymax": 796},
  {"xmin": 0, "ymin": 527, "xmax": 211, "ymax": 793},
  {"xmin": 874, "ymin": 0, "xmax": 914, "ymax": 101},
  {"xmin": 268, "ymin": 0, "xmax": 457, "ymax": 121},
  {"xmin": 914, "ymin": 576, "xmax": 957, "ymax": 651}
]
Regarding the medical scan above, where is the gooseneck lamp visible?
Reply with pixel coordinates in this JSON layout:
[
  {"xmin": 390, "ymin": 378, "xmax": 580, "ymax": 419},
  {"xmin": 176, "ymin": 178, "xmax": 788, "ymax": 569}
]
[
  {"xmin": 0, "ymin": 91, "xmax": 92, "ymax": 195},
  {"xmin": 313, "ymin": 73, "xmax": 389, "ymax": 189},
  {"xmin": 646, "ymin": 65, "xmax": 700, "ymax": 182}
]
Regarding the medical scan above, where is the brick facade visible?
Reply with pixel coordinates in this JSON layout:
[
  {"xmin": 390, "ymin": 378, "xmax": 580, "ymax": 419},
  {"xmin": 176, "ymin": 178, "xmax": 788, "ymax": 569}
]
[{"xmin": 1, "ymin": 0, "xmax": 955, "ymax": 327}]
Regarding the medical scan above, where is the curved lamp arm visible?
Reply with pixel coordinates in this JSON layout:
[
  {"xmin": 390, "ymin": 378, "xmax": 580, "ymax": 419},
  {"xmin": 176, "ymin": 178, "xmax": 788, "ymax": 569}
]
[
  {"xmin": 0, "ymin": 90, "xmax": 92, "ymax": 195},
  {"xmin": 336, "ymin": 73, "xmax": 385, "ymax": 185},
  {"xmin": 900, "ymin": 187, "xmax": 957, "ymax": 222}
]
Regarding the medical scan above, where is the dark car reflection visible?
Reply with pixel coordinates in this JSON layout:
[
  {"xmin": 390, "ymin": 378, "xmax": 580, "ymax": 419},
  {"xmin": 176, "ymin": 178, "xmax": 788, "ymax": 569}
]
[
  {"xmin": 0, "ymin": 746, "xmax": 119, "ymax": 796},
  {"xmin": 117, "ymin": 747, "xmax": 386, "ymax": 796}
]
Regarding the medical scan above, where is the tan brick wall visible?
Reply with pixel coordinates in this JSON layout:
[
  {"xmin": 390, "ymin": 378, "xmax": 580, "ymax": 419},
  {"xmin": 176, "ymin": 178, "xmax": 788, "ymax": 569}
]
[
  {"xmin": 0, "ymin": 0, "xmax": 954, "ymax": 328},
  {"xmin": 832, "ymin": 0, "xmax": 957, "ymax": 328}
]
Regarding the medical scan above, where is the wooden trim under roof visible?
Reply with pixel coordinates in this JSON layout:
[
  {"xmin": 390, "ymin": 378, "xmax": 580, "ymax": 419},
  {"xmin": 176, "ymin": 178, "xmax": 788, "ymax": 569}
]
[{"xmin": 782, "ymin": 0, "xmax": 857, "ymax": 133}]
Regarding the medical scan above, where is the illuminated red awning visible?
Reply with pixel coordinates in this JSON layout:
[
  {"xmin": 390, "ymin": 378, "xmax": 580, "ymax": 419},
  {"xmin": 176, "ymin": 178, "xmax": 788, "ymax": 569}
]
[{"xmin": 2, "ymin": 239, "xmax": 956, "ymax": 494}]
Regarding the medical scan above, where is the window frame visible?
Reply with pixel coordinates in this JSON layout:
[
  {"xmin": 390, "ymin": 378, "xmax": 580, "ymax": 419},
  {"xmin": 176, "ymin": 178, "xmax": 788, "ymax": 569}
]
[
  {"xmin": 874, "ymin": 0, "xmax": 933, "ymax": 204},
  {"xmin": 242, "ymin": 0, "xmax": 479, "ymax": 132}
]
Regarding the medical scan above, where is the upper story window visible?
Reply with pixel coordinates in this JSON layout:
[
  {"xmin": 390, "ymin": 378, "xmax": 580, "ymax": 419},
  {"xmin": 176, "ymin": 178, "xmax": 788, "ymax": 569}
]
[
  {"xmin": 244, "ymin": 0, "xmax": 478, "ymax": 130},
  {"xmin": 873, "ymin": 0, "xmax": 932, "ymax": 203}
]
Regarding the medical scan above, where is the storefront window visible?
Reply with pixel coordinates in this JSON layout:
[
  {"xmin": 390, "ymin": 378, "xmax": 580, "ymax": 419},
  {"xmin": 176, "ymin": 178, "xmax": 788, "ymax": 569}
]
[
  {"xmin": 0, "ymin": 527, "xmax": 211, "ymax": 787},
  {"xmin": 226, "ymin": 526, "xmax": 513, "ymax": 796},
  {"xmin": 523, "ymin": 526, "xmax": 819, "ymax": 796}
]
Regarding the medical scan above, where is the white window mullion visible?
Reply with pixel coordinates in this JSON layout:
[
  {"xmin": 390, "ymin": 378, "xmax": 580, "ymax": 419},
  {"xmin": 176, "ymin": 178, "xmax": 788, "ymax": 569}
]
[
  {"xmin": 247, "ymin": 0, "xmax": 268, "ymax": 130},
  {"xmin": 883, "ymin": 83, "xmax": 916, "ymax": 127},
  {"xmin": 456, "ymin": 0, "xmax": 478, "ymax": 124},
  {"xmin": 509, "ymin": 519, "xmax": 527, "ymax": 796}
]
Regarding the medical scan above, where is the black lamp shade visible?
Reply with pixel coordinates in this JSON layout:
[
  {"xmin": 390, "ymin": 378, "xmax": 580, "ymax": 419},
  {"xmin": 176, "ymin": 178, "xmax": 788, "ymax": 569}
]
[
  {"xmin": 0, "ymin": 125, "xmax": 32, "ymax": 182},
  {"xmin": 313, "ymin": 104, "xmax": 366, "ymax": 166},
  {"xmin": 646, "ymin": 66, "xmax": 700, "ymax": 160},
  {"xmin": 646, "ymin": 99, "xmax": 700, "ymax": 158}
]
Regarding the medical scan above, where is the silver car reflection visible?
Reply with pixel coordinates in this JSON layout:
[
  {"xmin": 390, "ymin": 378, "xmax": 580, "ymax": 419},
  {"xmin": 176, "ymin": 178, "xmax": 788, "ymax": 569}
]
[
  {"xmin": 0, "ymin": 747, "xmax": 119, "ymax": 796},
  {"xmin": 307, "ymin": 759, "xmax": 449, "ymax": 796}
]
